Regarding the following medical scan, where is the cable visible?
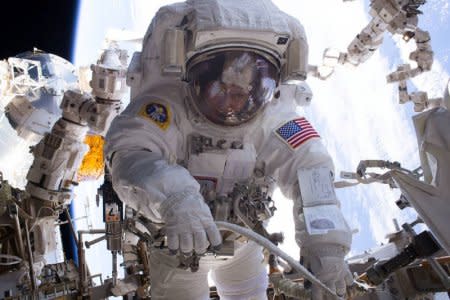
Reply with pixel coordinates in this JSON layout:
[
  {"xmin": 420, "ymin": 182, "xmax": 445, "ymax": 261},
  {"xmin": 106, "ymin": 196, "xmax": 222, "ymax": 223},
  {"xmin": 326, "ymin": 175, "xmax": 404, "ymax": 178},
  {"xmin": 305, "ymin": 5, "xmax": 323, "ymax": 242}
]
[
  {"xmin": 0, "ymin": 253, "xmax": 22, "ymax": 266},
  {"xmin": 215, "ymin": 221, "xmax": 340, "ymax": 299},
  {"xmin": 29, "ymin": 206, "xmax": 58, "ymax": 232}
]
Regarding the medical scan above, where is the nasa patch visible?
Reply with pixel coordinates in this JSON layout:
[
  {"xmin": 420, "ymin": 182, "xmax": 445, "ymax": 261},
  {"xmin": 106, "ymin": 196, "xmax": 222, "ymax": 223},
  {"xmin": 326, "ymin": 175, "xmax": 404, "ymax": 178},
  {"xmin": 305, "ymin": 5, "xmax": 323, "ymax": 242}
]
[{"xmin": 139, "ymin": 102, "xmax": 171, "ymax": 130}]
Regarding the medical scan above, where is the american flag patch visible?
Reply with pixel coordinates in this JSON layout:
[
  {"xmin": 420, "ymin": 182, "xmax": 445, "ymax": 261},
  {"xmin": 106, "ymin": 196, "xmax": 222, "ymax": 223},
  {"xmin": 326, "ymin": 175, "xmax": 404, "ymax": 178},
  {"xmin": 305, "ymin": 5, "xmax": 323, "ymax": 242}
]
[{"xmin": 275, "ymin": 118, "xmax": 320, "ymax": 149}]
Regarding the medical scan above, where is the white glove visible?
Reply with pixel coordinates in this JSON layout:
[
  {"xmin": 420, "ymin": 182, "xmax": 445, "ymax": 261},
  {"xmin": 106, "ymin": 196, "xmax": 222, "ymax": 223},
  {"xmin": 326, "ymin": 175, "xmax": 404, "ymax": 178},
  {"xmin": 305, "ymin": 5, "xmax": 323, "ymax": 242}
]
[
  {"xmin": 159, "ymin": 189, "xmax": 222, "ymax": 254},
  {"xmin": 303, "ymin": 244, "xmax": 353, "ymax": 299}
]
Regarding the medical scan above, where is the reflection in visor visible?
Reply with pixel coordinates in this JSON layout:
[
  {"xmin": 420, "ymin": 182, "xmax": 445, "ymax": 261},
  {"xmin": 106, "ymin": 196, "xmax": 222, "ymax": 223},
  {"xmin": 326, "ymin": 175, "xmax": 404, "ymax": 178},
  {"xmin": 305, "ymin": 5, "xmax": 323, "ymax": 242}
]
[
  {"xmin": 189, "ymin": 50, "xmax": 278, "ymax": 126},
  {"xmin": 206, "ymin": 81, "xmax": 249, "ymax": 117}
]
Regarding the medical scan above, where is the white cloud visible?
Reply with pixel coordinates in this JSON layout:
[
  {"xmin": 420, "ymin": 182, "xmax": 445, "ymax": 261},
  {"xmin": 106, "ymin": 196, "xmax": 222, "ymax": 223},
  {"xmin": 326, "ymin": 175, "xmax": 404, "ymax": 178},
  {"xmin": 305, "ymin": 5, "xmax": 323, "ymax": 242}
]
[{"xmin": 427, "ymin": 0, "xmax": 450, "ymax": 24}]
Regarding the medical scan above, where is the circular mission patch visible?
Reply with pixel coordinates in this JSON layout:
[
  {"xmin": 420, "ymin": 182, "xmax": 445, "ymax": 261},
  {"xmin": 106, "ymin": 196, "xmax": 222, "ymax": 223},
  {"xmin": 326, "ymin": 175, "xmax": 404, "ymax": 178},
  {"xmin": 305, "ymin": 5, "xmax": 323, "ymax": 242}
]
[{"xmin": 138, "ymin": 102, "xmax": 171, "ymax": 130}]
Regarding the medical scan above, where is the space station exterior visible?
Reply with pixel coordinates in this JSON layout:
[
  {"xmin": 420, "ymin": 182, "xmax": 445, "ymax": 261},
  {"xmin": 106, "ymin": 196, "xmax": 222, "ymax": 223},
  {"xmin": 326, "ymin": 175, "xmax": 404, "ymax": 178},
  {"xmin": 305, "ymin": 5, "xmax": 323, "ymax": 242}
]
[{"xmin": 0, "ymin": 0, "xmax": 449, "ymax": 299}]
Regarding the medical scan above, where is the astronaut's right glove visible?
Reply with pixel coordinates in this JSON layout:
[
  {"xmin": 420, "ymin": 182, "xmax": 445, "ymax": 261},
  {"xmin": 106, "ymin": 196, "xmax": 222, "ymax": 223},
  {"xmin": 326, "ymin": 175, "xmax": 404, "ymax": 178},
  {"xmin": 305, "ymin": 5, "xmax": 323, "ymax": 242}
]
[
  {"xmin": 159, "ymin": 188, "xmax": 222, "ymax": 255},
  {"xmin": 303, "ymin": 244, "xmax": 353, "ymax": 299}
]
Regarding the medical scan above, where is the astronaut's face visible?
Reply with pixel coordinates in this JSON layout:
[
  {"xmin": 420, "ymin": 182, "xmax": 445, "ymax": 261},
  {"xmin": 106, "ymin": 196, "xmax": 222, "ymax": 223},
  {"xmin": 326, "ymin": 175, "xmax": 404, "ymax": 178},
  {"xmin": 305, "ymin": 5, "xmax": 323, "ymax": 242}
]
[
  {"xmin": 203, "ymin": 81, "xmax": 249, "ymax": 123},
  {"xmin": 188, "ymin": 50, "xmax": 278, "ymax": 126}
]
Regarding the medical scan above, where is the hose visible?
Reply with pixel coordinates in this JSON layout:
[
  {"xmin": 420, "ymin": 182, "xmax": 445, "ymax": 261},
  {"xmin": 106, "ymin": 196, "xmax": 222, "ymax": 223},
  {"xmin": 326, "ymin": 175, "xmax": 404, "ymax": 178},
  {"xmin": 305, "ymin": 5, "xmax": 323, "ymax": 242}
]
[{"xmin": 215, "ymin": 221, "xmax": 339, "ymax": 299}]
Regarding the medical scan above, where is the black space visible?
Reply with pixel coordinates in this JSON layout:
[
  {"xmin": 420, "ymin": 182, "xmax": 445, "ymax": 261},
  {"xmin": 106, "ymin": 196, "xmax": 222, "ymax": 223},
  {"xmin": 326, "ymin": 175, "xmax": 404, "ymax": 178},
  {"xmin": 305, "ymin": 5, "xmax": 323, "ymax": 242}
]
[{"xmin": 0, "ymin": 1, "xmax": 79, "ymax": 62}]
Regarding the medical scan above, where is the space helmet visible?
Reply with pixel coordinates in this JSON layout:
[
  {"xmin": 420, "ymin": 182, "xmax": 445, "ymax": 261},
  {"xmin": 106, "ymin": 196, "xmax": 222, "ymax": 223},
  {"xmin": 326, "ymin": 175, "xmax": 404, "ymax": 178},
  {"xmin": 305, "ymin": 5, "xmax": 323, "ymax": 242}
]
[{"xmin": 128, "ymin": 0, "xmax": 309, "ymax": 126}]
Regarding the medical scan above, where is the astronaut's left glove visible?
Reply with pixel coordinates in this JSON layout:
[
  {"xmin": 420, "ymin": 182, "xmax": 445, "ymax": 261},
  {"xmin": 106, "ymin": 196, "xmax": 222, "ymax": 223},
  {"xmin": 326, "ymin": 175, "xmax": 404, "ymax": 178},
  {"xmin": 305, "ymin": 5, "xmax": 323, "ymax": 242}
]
[
  {"xmin": 159, "ymin": 188, "xmax": 222, "ymax": 255},
  {"xmin": 303, "ymin": 244, "xmax": 353, "ymax": 299}
]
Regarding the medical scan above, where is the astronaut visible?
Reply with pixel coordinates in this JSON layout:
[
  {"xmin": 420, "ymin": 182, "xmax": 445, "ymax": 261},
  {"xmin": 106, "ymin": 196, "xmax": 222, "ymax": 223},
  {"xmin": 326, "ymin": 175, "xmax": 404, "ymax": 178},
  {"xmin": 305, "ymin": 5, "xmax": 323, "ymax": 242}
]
[{"xmin": 105, "ymin": 0, "xmax": 353, "ymax": 299}]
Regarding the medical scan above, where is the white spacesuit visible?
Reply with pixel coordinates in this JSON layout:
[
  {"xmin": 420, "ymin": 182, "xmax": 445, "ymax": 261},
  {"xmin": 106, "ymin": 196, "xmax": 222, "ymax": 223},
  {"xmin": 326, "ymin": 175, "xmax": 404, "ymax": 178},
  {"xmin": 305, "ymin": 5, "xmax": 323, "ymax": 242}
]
[{"xmin": 105, "ymin": 0, "xmax": 352, "ymax": 299}]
